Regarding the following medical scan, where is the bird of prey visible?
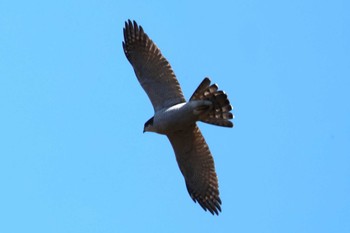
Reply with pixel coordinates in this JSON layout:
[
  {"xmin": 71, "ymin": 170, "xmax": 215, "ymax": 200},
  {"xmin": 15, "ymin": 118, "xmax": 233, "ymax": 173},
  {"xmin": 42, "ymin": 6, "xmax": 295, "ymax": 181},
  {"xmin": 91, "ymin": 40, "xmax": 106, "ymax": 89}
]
[{"xmin": 122, "ymin": 20, "xmax": 234, "ymax": 215}]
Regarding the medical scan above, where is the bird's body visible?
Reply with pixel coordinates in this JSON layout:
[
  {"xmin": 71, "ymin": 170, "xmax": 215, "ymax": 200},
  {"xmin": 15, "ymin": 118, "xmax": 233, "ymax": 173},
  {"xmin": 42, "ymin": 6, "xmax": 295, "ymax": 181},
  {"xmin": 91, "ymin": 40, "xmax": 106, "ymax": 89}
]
[
  {"xmin": 122, "ymin": 20, "xmax": 234, "ymax": 215},
  {"xmin": 146, "ymin": 100, "xmax": 211, "ymax": 134}
]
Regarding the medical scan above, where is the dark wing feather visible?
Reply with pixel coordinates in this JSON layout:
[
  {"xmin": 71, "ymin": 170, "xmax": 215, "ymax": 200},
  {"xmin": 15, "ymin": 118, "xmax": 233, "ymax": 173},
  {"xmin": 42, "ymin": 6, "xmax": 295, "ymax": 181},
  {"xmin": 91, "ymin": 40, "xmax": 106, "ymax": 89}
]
[
  {"xmin": 167, "ymin": 124, "xmax": 222, "ymax": 215},
  {"xmin": 123, "ymin": 20, "xmax": 185, "ymax": 112}
]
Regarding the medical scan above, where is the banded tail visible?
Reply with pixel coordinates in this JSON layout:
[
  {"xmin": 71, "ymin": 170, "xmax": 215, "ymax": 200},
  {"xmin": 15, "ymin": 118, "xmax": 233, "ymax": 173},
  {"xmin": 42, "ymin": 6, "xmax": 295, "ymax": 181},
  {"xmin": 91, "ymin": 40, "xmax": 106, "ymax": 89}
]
[{"xmin": 190, "ymin": 78, "xmax": 234, "ymax": 127}]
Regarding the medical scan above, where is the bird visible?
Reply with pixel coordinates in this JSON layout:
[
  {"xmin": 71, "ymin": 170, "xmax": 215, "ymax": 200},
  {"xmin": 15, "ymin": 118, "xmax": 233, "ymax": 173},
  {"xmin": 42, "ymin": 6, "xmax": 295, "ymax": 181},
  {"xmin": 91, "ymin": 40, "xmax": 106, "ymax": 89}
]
[{"xmin": 122, "ymin": 20, "xmax": 234, "ymax": 215}]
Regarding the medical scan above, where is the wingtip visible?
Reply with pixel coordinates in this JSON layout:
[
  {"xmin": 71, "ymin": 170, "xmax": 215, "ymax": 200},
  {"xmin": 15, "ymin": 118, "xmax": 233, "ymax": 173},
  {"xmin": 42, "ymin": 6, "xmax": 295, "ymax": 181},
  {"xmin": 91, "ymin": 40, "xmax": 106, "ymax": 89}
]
[
  {"xmin": 124, "ymin": 19, "xmax": 140, "ymax": 29},
  {"xmin": 196, "ymin": 194, "xmax": 222, "ymax": 216},
  {"xmin": 187, "ymin": 184, "xmax": 222, "ymax": 215},
  {"xmin": 204, "ymin": 77, "xmax": 211, "ymax": 83},
  {"xmin": 126, "ymin": 19, "xmax": 132, "ymax": 26}
]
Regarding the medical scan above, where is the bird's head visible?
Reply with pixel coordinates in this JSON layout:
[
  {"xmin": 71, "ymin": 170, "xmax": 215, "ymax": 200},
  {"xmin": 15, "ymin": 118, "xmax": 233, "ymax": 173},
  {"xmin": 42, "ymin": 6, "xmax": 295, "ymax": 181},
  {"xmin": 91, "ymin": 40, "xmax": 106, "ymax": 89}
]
[{"xmin": 143, "ymin": 117, "xmax": 155, "ymax": 133}]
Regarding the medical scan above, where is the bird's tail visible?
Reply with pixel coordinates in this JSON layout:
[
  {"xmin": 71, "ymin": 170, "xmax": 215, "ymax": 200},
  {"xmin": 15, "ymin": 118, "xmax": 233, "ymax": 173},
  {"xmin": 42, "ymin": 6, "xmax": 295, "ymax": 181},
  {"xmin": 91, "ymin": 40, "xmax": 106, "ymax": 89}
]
[{"xmin": 190, "ymin": 77, "xmax": 234, "ymax": 127}]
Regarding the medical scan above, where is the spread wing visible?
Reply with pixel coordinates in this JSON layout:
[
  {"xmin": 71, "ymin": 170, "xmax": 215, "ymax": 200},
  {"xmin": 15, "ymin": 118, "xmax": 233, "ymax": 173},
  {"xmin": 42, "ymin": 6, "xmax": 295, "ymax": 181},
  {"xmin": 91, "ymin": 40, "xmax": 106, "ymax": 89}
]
[
  {"xmin": 123, "ymin": 20, "xmax": 186, "ymax": 112},
  {"xmin": 167, "ymin": 124, "xmax": 222, "ymax": 215}
]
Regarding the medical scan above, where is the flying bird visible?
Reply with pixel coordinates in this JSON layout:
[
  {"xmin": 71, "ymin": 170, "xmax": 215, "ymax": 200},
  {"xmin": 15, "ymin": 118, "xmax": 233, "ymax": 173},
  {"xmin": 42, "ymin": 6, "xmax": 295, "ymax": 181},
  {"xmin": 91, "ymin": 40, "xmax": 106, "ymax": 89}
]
[{"xmin": 122, "ymin": 20, "xmax": 234, "ymax": 215}]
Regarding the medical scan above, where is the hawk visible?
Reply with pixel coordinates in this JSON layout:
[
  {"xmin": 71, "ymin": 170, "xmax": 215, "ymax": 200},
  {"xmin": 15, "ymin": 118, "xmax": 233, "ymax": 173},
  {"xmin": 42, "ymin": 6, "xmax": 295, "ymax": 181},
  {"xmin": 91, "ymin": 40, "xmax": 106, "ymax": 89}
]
[{"xmin": 122, "ymin": 20, "xmax": 234, "ymax": 215}]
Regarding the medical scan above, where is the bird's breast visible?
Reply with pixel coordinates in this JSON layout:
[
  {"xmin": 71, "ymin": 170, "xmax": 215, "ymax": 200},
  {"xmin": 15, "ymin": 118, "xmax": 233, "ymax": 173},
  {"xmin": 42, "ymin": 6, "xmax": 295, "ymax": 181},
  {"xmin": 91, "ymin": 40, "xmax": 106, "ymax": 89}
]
[{"xmin": 153, "ymin": 102, "xmax": 197, "ymax": 134}]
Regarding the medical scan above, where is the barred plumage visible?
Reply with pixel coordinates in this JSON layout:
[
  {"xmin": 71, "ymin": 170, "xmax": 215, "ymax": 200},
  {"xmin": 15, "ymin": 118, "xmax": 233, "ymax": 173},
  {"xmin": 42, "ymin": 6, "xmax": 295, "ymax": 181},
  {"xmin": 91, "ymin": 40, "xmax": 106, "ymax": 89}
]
[{"xmin": 191, "ymin": 77, "xmax": 234, "ymax": 127}]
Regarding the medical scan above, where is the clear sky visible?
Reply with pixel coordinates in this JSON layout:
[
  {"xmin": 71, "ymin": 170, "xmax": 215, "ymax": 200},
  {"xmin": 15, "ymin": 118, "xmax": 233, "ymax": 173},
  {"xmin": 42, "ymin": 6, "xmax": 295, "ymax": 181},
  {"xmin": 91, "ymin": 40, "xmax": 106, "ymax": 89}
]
[{"xmin": 1, "ymin": 0, "xmax": 349, "ymax": 232}]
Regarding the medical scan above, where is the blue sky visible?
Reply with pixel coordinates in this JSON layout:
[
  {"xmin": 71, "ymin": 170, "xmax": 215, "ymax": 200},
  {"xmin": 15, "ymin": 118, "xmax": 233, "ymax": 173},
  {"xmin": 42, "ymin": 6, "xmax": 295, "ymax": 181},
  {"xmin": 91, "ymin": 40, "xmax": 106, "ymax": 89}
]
[{"xmin": 1, "ymin": 0, "xmax": 349, "ymax": 232}]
